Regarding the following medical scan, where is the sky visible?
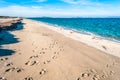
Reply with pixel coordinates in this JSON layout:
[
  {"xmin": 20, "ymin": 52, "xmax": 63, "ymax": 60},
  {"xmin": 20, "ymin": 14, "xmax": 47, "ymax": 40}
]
[{"xmin": 0, "ymin": 0, "xmax": 120, "ymax": 17}]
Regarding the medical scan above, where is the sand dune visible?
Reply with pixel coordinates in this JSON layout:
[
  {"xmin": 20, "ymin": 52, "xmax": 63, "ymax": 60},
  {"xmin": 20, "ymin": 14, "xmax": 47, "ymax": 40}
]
[{"xmin": 0, "ymin": 19, "xmax": 120, "ymax": 80}]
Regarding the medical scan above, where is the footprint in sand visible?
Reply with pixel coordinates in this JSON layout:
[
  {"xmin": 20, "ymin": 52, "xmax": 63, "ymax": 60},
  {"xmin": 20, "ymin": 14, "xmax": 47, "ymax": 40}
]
[
  {"xmin": 77, "ymin": 69, "xmax": 100, "ymax": 80},
  {"xmin": 59, "ymin": 48, "xmax": 64, "ymax": 51},
  {"xmin": 25, "ymin": 61, "xmax": 39, "ymax": 66},
  {"xmin": 54, "ymin": 52, "xmax": 59, "ymax": 55},
  {"xmin": 32, "ymin": 50, "xmax": 35, "ymax": 52},
  {"xmin": 5, "ymin": 67, "xmax": 15, "ymax": 72},
  {"xmin": 5, "ymin": 67, "xmax": 24, "ymax": 73},
  {"xmin": 39, "ymin": 51, "xmax": 45, "ymax": 54},
  {"xmin": 6, "ymin": 62, "xmax": 13, "ymax": 67},
  {"xmin": 109, "ymin": 70, "xmax": 114, "ymax": 75},
  {"xmin": 0, "ymin": 77, "xmax": 7, "ymax": 80},
  {"xmin": 43, "ymin": 60, "xmax": 51, "ymax": 64},
  {"xmin": 24, "ymin": 77, "xmax": 33, "ymax": 80},
  {"xmin": 0, "ymin": 57, "xmax": 8, "ymax": 61},
  {"xmin": 30, "ymin": 61, "xmax": 39, "ymax": 66},
  {"xmin": 39, "ymin": 69, "xmax": 47, "ymax": 75},
  {"xmin": 18, "ymin": 52, "xmax": 22, "ymax": 55},
  {"xmin": 29, "ymin": 55, "xmax": 39, "ymax": 59},
  {"xmin": 25, "ymin": 61, "xmax": 30, "ymax": 65},
  {"xmin": 52, "ymin": 55, "xmax": 57, "ymax": 59},
  {"xmin": 16, "ymin": 68, "xmax": 24, "ymax": 73}
]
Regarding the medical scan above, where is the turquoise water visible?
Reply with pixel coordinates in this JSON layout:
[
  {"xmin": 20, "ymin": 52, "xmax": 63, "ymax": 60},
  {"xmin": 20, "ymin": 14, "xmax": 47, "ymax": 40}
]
[{"xmin": 29, "ymin": 18, "xmax": 120, "ymax": 42}]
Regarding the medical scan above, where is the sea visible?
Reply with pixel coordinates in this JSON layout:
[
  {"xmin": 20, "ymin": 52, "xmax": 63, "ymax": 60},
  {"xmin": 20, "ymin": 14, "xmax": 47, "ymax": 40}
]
[{"xmin": 29, "ymin": 18, "xmax": 120, "ymax": 42}]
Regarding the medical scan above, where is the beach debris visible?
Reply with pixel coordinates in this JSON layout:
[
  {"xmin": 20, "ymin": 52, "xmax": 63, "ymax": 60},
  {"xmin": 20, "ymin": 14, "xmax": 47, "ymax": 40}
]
[
  {"xmin": 24, "ymin": 77, "xmax": 33, "ymax": 80},
  {"xmin": 39, "ymin": 69, "xmax": 47, "ymax": 75}
]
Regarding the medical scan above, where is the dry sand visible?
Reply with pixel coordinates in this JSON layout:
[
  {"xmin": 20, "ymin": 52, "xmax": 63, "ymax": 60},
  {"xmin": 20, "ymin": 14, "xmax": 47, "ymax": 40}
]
[{"xmin": 0, "ymin": 19, "xmax": 120, "ymax": 80}]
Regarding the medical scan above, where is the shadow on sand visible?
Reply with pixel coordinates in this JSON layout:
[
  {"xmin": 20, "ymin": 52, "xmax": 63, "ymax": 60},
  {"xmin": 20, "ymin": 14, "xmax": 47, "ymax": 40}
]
[{"xmin": 0, "ymin": 23, "xmax": 24, "ymax": 57}]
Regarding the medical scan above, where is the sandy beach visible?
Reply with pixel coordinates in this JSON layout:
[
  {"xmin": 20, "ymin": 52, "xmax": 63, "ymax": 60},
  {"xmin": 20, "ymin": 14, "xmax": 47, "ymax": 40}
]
[{"xmin": 0, "ymin": 19, "xmax": 120, "ymax": 80}]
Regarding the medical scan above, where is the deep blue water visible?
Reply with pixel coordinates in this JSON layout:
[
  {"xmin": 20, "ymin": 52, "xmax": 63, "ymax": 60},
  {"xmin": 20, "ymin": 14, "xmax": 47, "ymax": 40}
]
[{"xmin": 29, "ymin": 18, "xmax": 120, "ymax": 41}]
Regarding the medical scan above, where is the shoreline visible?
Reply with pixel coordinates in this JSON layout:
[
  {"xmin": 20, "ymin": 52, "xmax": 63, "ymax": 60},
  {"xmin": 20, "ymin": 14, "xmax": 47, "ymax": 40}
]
[
  {"xmin": 28, "ymin": 19, "xmax": 120, "ymax": 58},
  {"xmin": 32, "ymin": 20, "xmax": 120, "ymax": 43}
]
